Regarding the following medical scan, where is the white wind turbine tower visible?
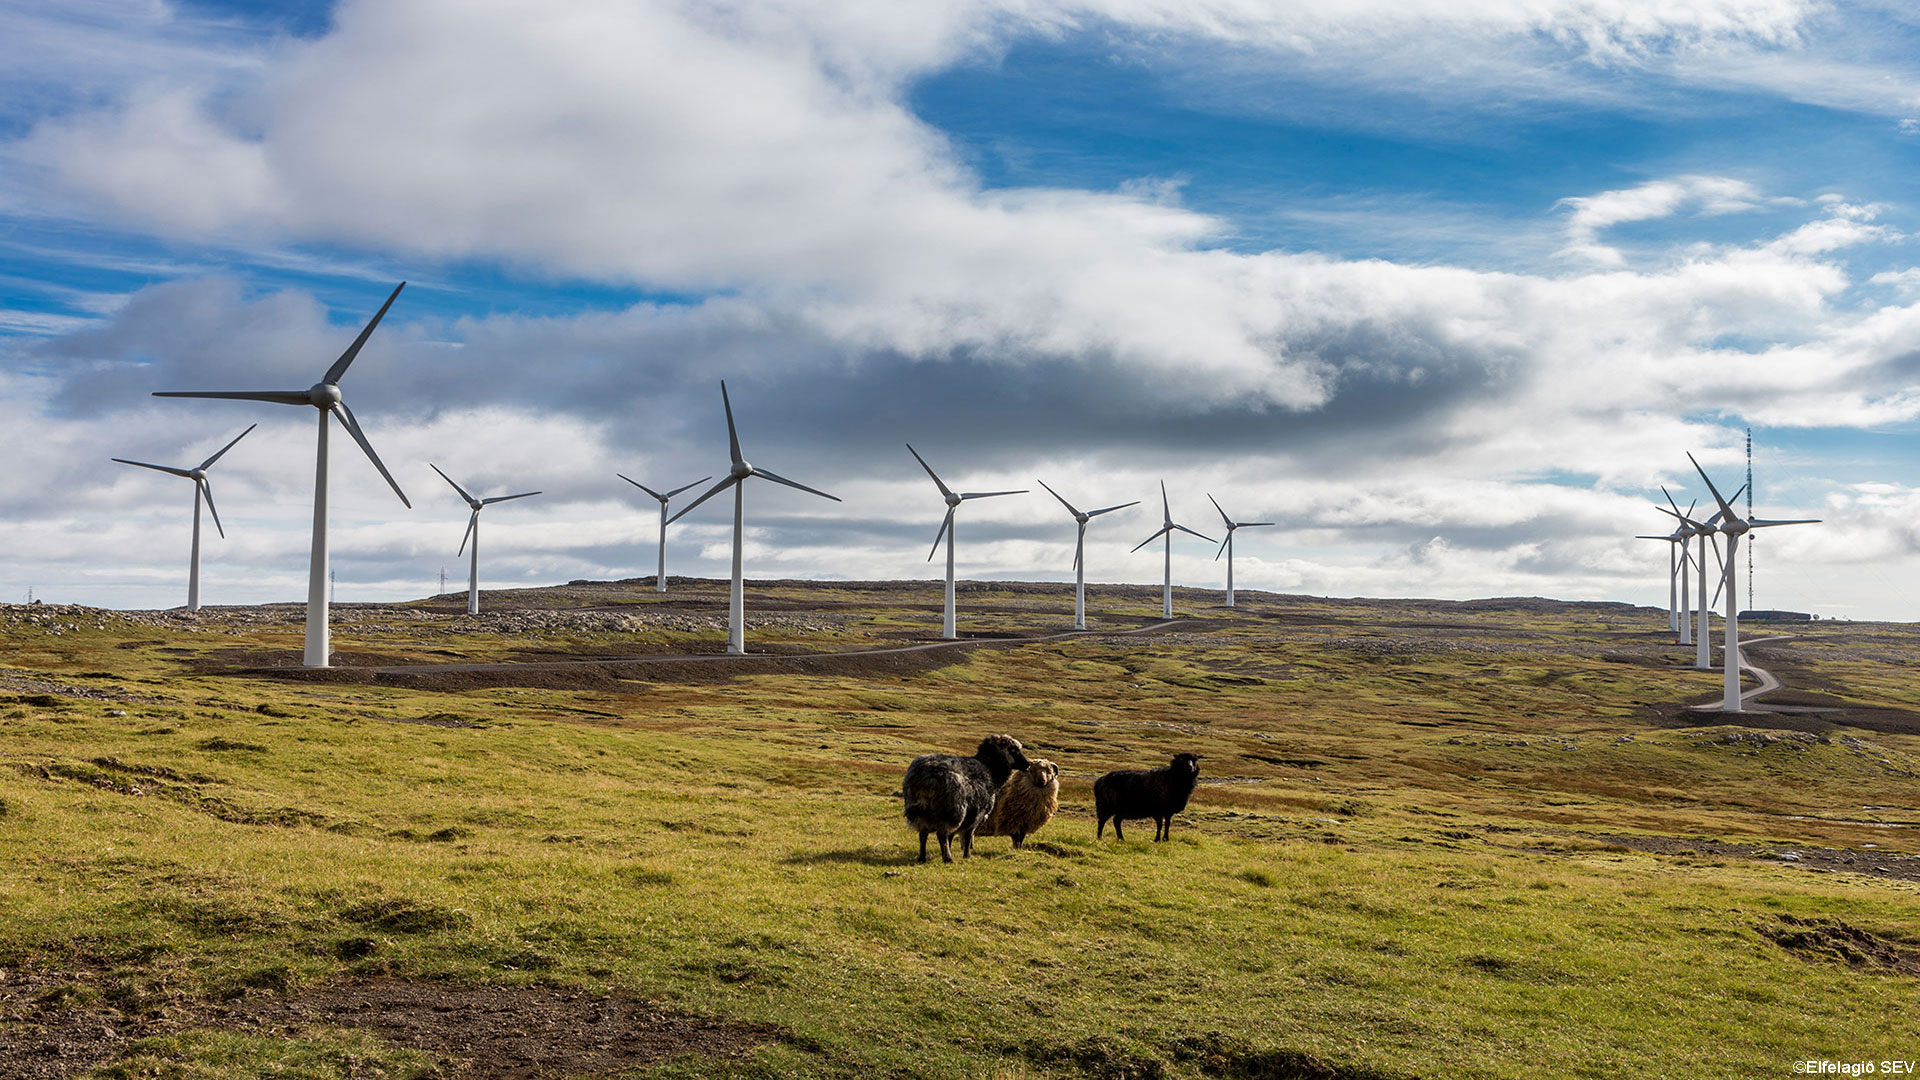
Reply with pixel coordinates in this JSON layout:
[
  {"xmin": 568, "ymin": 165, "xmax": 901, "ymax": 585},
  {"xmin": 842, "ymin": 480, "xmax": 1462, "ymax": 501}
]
[
  {"xmin": 907, "ymin": 445, "xmax": 1026, "ymax": 640},
  {"xmin": 1633, "ymin": 526, "xmax": 1684, "ymax": 635},
  {"xmin": 1689, "ymin": 453, "xmax": 1817, "ymax": 712},
  {"xmin": 112, "ymin": 423, "xmax": 256, "ymax": 612},
  {"xmin": 619, "ymin": 473, "xmax": 711, "ymax": 592},
  {"xmin": 1037, "ymin": 480, "xmax": 1138, "ymax": 631},
  {"xmin": 153, "ymin": 282, "xmax": 412, "ymax": 668},
  {"xmin": 430, "ymin": 464, "xmax": 540, "ymax": 615},
  {"xmin": 1132, "ymin": 482, "xmax": 1215, "ymax": 620},
  {"xmin": 1637, "ymin": 494, "xmax": 1696, "ymax": 639},
  {"xmin": 668, "ymin": 381, "xmax": 840, "ymax": 654},
  {"xmin": 1659, "ymin": 486, "xmax": 1740, "ymax": 671},
  {"xmin": 1208, "ymin": 494, "xmax": 1274, "ymax": 608}
]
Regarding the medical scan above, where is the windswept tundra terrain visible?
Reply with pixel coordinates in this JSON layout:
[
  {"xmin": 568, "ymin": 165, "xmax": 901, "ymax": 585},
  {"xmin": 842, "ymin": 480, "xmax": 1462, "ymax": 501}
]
[{"xmin": 0, "ymin": 578, "xmax": 1916, "ymax": 1078}]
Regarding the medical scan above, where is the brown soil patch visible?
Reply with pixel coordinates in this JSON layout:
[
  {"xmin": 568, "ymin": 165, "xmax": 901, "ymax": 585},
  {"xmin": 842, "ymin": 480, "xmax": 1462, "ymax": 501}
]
[
  {"xmin": 1580, "ymin": 833, "xmax": 1920, "ymax": 882},
  {"xmin": 0, "ymin": 974, "xmax": 782, "ymax": 1078},
  {"xmin": 1760, "ymin": 915, "xmax": 1920, "ymax": 976}
]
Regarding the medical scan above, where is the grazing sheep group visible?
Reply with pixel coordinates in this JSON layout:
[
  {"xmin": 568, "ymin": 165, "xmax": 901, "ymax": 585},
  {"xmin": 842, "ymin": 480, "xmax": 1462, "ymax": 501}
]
[
  {"xmin": 901, "ymin": 738, "xmax": 1200, "ymax": 862},
  {"xmin": 902, "ymin": 734, "xmax": 1031, "ymax": 863}
]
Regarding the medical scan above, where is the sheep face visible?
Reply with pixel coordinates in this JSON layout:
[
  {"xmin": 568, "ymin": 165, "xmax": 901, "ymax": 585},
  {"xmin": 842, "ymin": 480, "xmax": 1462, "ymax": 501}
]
[
  {"xmin": 976, "ymin": 734, "xmax": 1030, "ymax": 776},
  {"xmin": 1027, "ymin": 759, "xmax": 1059, "ymax": 787},
  {"xmin": 1172, "ymin": 753, "xmax": 1200, "ymax": 779}
]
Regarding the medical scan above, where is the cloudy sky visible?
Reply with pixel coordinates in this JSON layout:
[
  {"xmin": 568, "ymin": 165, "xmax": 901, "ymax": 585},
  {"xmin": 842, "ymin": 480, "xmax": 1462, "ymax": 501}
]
[{"xmin": 4, "ymin": 0, "xmax": 1920, "ymax": 619}]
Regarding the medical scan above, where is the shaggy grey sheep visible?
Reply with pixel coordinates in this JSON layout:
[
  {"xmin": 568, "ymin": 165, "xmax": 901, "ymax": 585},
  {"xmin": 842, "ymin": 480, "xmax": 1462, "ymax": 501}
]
[
  {"xmin": 902, "ymin": 734, "xmax": 1030, "ymax": 863},
  {"xmin": 977, "ymin": 758, "xmax": 1059, "ymax": 848},
  {"xmin": 1094, "ymin": 752, "xmax": 1200, "ymax": 841}
]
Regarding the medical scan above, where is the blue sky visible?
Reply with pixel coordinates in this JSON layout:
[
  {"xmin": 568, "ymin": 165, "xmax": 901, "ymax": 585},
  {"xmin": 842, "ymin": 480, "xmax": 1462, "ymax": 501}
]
[{"xmin": 4, "ymin": 0, "xmax": 1920, "ymax": 618}]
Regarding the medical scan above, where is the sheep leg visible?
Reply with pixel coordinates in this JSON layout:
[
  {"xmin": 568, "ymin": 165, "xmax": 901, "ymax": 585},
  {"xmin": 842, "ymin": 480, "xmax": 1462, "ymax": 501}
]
[
  {"xmin": 1112, "ymin": 818, "xmax": 1125, "ymax": 840},
  {"xmin": 938, "ymin": 830, "xmax": 954, "ymax": 863},
  {"xmin": 1011, "ymin": 832, "xmax": 1025, "ymax": 849},
  {"xmin": 1155, "ymin": 817, "xmax": 1169, "ymax": 841},
  {"xmin": 1097, "ymin": 814, "xmax": 1107, "ymax": 838},
  {"xmin": 960, "ymin": 827, "xmax": 975, "ymax": 858},
  {"xmin": 918, "ymin": 831, "xmax": 930, "ymax": 863}
]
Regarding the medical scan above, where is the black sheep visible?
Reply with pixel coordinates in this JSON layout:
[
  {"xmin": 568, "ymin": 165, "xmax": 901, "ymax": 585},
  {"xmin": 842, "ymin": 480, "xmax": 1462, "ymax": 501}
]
[
  {"xmin": 1094, "ymin": 753, "xmax": 1201, "ymax": 841},
  {"xmin": 902, "ymin": 735, "xmax": 1030, "ymax": 863}
]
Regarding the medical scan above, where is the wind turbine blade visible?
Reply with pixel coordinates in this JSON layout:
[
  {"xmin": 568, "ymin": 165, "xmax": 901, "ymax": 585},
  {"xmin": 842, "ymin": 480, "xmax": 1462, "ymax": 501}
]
[
  {"xmin": 618, "ymin": 474, "xmax": 665, "ymax": 501},
  {"xmin": 928, "ymin": 507, "xmax": 955, "ymax": 561},
  {"xmin": 1208, "ymin": 493, "xmax": 1233, "ymax": 529},
  {"xmin": 665, "ymin": 476, "xmax": 712, "ymax": 499},
  {"xmin": 1086, "ymin": 500, "xmax": 1140, "ymax": 517},
  {"xmin": 753, "ymin": 466, "xmax": 840, "ymax": 502},
  {"xmin": 1215, "ymin": 536, "xmax": 1229, "ymax": 561},
  {"xmin": 197, "ymin": 423, "xmax": 257, "ymax": 471},
  {"xmin": 666, "ymin": 476, "xmax": 738, "ymax": 524},
  {"xmin": 1072, "ymin": 545, "xmax": 1082, "ymax": 574},
  {"xmin": 323, "ymin": 282, "xmax": 406, "ymax": 385},
  {"xmin": 904, "ymin": 443, "xmax": 954, "ymax": 499},
  {"xmin": 431, "ymin": 463, "xmax": 478, "ymax": 505},
  {"xmin": 112, "ymin": 458, "xmax": 194, "ymax": 478},
  {"xmin": 199, "ymin": 478, "xmax": 226, "ymax": 539},
  {"xmin": 152, "ymin": 390, "xmax": 313, "ymax": 405},
  {"xmin": 1242, "ymin": 522, "xmax": 1276, "ymax": 528},
  {"xmin": 482, "ymin": 491, "xmax": 542, "ymax": 504},
  {"xmin": 1711, "ymin": 571, "xmax": 1724, "ymax": 609},
  {"xmin": 1037, "ymin": 479, "xmax": 1080, "ymax": 517},
  {"xmin": 720, "ymin": 380, "xmax": 743, "ymax": 465},
  {"xmin": 1160, "ymin": 480, "xmax": 1171, "ymax": 522},
  {"xmin": 332, "ymin": 402, "xmax": 410, "ymax": 508},
  {"xmin": 1686, "ymin": 453, "xmax": 1738, "ymax": 522},
  {"xmin": 458, "ymin": 509, "xmax": 478, "ymax": 556},
  {"xmin": 1749, "ymin": 518, "xmax": 1820, "ymax": 527},
  {"xmin": 1173, "ymin": 524, "xmax": 1216, "ymax": 543},
  {"xmin": 1131, "ymin": 526, "xmax": 1172, "ymax": 553},
  {"xmin": 1634, "ymin": 535, "xmax": 1672, "ymax": 540},
  {"xmin": 959, "ymin": 489, "xmax": 1026, "ymax": 500}
]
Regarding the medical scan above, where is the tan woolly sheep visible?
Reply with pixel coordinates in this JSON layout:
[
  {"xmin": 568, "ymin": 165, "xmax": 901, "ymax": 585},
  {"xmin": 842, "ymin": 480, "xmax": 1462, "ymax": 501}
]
[{"xmin": 977, "ymin": 758, "xmax": 1059, "ymax": 848}]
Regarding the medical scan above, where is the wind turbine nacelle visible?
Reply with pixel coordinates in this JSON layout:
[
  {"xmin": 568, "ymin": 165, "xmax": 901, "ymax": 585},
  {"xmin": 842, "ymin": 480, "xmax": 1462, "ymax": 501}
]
[
  {"xmin": 731, "ymin": 460, "xmax": 754, "ymax": 480},
  {"xmin": 309, "ymin": 383, "xmax": 343, "ymax": 408}
]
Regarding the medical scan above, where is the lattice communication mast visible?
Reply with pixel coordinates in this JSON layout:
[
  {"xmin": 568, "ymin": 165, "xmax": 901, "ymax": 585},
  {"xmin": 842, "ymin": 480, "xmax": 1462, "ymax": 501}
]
[{"xmin": 1746, "ymin": 427, "xmax": 1754, "ymax": 611}]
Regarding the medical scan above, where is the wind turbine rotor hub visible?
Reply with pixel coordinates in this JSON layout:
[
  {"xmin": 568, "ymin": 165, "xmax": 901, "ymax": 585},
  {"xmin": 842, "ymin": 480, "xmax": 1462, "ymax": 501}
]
[
  {"xmin": 947, "ymin": 493, "xmax": 963, "ymax": 508},
  {"xmin": 731, "ymin": 460, "xmax": 753, "ymax": 479},
  {"xmin": 308, "ymin": 382, "xmax": 343, "ymax": 408}
]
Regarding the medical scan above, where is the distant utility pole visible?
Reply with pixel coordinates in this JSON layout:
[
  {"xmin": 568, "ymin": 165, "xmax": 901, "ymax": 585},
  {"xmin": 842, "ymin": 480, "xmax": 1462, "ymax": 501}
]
[
  {"xmin": 330, "ymin": 569, "xmax": 337, "ymax": 605},
  {"xmin": 1746, "ymin": 427, "xmax": 1755, "ymax": 611},
  {"xmin": 439, "ymin": 567, "xmax": 447, "ymax": 596}
]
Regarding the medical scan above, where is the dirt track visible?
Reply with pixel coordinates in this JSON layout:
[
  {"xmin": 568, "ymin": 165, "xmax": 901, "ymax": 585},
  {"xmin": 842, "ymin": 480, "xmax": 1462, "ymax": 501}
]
[{"xmin": 236, "ymin": 617, "xmax": 1196, "ymax": 691}]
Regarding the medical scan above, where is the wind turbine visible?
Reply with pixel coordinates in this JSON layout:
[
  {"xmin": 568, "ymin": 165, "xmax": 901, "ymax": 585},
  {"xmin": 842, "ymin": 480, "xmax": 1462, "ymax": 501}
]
[
  {"xmin": 153, "ymin": 282, "xmax": 412, "ymax": 668},
  {"xmin": 430, "ymin": 464, "xmax": 540, "ymax": 615},
  {"xmin": 1037, "ymin": 480, "xmax": 1137, "ymax": 631},
  {"xmin": 619, "ymin": 473, "xmax": 712, "ymax": 592},
  {"xmin": 1208, "ymin": 494, "xmax": 1274, "ymax": 609},
  {"xmin": 907, "ymin": 445, "xmax": 1025, "ymax": 640},
  {"xmin": 1131, "ymin": 482, "xmax": 1215, "ymax": 620},
  {"xmin": 112, "ymin": 423, "xmax": 256, "ymax": 611},
  {"xmin": 1633, "ymin": 527, "xmax": 1684, "ymax": 635},
  {"xmin": 1659, "ymin": 486, "xmax": 1742, "ymax": 671},
  {"xmin": 668, "ymin": 381, "xmax": 840, "ymax": 654},
  {"xmin": 1689, "ymin": 453, "xmax": 1818, "ymax": 712},
  {"xmin": 1637, "ymin": 495, "xmax": 1695, "ymax": 638}
]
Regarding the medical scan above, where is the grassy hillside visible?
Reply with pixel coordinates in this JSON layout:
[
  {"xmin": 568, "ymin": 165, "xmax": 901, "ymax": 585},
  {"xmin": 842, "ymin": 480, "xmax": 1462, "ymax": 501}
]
[{"xmin": 1, "ymin": 580, "xmax": 1916, "ymax": 1078}]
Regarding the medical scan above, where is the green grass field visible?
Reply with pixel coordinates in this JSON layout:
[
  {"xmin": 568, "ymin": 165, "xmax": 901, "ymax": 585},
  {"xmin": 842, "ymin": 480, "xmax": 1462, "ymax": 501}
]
[{"xmin": 1, "ymin": 580, "xmax": 1916, "ymax": 1079}]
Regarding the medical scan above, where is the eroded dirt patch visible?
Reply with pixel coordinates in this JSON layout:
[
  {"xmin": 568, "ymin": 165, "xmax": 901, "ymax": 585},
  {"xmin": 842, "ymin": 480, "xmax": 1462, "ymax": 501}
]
[
  {"xmin": 1760, "ymin": 915, "xmax": 1920, "ymax": 976},
  {"xmin": 1579, "ymin": 833, "xmax": 1920, "ymax": 883},
  {"xmin": 0, "ymin": 975, "xmax": 783, "ymax": 1079}
]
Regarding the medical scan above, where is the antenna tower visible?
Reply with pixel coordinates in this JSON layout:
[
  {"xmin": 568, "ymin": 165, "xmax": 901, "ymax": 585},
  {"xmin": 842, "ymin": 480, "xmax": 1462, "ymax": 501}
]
[{"xmin": 1746, "ymin": 427, "xmax": 1754, "ymax": 611}]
